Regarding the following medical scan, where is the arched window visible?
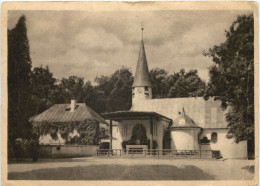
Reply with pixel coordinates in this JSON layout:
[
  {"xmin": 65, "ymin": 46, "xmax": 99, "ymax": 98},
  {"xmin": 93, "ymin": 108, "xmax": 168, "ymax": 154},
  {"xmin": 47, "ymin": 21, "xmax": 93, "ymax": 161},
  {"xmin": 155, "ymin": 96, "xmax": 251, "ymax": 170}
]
[{"xmin": 211, "ymin": 132, "xmax": 218, "ymax": 143}]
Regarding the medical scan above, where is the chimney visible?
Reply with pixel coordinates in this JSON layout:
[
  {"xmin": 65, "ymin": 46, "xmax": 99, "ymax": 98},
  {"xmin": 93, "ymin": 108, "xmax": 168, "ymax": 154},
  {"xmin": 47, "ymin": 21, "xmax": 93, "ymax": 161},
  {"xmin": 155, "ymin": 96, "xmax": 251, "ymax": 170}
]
[{"xmin": 70, "ymin": 100, "xmax": 76, "ymax": 112}]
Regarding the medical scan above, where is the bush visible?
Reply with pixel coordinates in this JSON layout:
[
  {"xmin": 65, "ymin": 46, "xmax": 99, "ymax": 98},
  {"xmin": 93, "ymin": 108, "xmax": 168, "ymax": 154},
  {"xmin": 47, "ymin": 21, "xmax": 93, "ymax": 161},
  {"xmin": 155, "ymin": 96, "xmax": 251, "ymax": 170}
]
[
  {"xmin": 27, "ymin": 138, "xmax": 39, "ymax": 162},
  {"xmin": 12, "ymin": 138, "xmax": 24, "ymax": 161},
  {"xmin": 11, "ymin": 135, "xmax": 39, "ymax": 162}
]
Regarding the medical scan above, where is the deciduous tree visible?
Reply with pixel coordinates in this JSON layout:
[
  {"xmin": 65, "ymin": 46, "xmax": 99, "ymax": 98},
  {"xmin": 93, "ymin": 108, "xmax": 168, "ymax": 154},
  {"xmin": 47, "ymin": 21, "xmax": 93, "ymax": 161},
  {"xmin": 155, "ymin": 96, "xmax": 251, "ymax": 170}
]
[
  {"xmin": 203, "ymin": 14, "xmax": 254, "ymax": 144},
  {"xmin": 167, "ymin": 69, "xmax": 206, "ymax": 98},
  {"xmin": 30, "ymin": 65, "xmax": 57, "ymax": 115}
]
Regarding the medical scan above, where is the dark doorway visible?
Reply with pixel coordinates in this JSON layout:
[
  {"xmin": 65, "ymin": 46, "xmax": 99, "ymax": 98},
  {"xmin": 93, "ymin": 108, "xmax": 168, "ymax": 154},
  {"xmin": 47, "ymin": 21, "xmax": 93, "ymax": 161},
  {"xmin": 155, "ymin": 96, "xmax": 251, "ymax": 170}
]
[
  {"xmin": 131, "ymin": 124, "xmax": 147, "ymax": 145},
  {"xmin": 163, "ymin": 130, "xmax": 171, "ymax": 149}
]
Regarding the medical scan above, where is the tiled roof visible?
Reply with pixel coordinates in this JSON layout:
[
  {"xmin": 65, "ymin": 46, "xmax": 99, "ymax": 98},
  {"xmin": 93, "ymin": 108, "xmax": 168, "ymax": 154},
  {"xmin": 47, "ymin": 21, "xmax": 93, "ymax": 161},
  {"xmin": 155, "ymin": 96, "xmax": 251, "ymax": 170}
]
[
  {"xmin": 131, "ymin": 97, "xmax": 227, "ymax": 128},
  {"xmin": 30, "ymin": 103, "xmax": 106, "ymax": 124}
]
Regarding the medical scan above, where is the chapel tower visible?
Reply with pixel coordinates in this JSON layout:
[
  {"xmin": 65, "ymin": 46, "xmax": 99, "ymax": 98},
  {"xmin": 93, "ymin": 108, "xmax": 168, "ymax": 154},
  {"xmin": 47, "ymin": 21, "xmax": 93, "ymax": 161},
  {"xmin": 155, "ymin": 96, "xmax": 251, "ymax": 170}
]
[{"xmin": 132, "ymin": 27, "xmax": 152, "ymax": 105}]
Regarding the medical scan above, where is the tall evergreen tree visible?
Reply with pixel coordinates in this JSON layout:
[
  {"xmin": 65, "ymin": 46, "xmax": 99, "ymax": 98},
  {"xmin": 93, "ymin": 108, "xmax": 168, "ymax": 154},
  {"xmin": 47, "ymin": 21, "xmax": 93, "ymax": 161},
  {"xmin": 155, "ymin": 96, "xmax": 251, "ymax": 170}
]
[{"xmin": 8, "ymin": 15, "xmax": 32, "ymax": 144}]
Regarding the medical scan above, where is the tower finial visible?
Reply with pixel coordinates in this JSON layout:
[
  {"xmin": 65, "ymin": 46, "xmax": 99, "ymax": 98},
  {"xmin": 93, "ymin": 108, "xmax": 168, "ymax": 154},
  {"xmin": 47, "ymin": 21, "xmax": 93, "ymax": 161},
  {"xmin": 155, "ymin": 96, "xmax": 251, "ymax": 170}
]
[
  {"xmin": 133, "ymin": 23, "xmax": 152, "ymax": 88},
  {"xmin": 141, "ymin": 22, "xmax": 144, "ymax": 40}
]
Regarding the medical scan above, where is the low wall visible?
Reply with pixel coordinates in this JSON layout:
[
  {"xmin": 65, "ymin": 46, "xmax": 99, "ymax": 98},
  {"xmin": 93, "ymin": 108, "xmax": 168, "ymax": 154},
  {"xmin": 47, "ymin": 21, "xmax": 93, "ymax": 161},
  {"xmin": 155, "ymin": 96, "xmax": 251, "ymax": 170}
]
[{"xmin": 39, "ymin": 145, "xmax": 99, "ymax": 158}]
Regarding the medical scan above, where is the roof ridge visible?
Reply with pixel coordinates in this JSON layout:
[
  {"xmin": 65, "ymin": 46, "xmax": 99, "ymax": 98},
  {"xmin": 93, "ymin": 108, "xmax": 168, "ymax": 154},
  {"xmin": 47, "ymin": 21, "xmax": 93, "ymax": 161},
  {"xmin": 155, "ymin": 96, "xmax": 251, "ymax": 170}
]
[{"xmin": 30, "ymin": 103, "xmax": 106, "ymax": 124}]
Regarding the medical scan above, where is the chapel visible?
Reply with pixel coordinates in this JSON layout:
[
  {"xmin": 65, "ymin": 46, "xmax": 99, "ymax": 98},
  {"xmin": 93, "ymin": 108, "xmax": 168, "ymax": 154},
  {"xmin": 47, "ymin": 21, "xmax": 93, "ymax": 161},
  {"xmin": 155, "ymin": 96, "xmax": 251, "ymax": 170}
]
[{"xmin": 101, "ymin": 28, "xmax": 248, "ymax": 159}]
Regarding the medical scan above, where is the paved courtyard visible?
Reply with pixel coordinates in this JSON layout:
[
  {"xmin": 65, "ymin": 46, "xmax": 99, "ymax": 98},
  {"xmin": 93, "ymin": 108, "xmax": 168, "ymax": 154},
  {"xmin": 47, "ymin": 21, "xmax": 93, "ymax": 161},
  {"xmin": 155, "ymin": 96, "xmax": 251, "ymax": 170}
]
[{"xmin": 8, "ymin": 157, "xmax": 255, "ymax": 180}]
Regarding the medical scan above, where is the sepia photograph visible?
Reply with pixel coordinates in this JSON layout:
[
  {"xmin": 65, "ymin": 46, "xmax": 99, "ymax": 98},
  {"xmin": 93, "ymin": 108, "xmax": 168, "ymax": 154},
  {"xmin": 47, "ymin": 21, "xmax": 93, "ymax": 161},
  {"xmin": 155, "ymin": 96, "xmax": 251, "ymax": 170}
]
[{"xmin": 1, "ymin": 1, "xmax": 258, "ymax": 185}]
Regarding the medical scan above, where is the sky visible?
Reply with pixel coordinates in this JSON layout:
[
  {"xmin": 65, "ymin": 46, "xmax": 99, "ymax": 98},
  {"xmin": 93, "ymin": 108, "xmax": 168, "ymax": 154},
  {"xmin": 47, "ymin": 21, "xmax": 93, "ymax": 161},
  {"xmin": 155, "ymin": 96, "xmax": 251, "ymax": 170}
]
[{"xmin": 8, "ymin": 10, "xmax": 252, "ymax": 83}]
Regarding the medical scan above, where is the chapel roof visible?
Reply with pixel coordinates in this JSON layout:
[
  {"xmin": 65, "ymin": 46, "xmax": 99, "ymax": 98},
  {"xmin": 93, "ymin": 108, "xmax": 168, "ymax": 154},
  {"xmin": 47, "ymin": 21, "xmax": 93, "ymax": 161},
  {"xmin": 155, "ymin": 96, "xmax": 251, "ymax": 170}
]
[
  {"xmin": 131, "ymin": 97, "xmax": 228, "ymax": 129},
  {"xmin": 30, "ymin": 103, "xmax": 107, "ymax": 124},
  {"xmin": 101, "ymin": 110, "xmax": 172, "ymax": 123},
  {"xmin": 171, "ymin": 107, "xmax": 200, "ymax": 128},
  {"xmin": 132, "ymin": 28, "xmax": 152, "ymax": 87}
]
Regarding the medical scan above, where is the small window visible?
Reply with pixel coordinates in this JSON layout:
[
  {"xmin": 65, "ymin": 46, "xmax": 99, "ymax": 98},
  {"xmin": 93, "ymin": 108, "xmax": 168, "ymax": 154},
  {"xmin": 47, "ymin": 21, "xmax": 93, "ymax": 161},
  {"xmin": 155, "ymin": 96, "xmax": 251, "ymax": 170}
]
[
  {"xmin": 145, "ymin": 86, "xmax": 148, "ymax": 91},
  {"xmin": 211, "ymin": 132, "xmax": 218, "ymax": 143}
]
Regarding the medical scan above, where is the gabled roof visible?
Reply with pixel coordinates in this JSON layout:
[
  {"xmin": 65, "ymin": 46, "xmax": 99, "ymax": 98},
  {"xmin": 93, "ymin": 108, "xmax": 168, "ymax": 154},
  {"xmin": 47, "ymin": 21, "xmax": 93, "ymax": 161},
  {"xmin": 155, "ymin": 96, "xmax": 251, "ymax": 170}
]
[
  {"xmin": 132, "ymin": 39, "xmax": 152, "ymax": 87},
  {"xmin": 30, "ymin": 103, "xmax": 106, "ymax": 124},
  {"xmin": 171, "ymin": 108, "xmax": 200, "ymax": 128}
]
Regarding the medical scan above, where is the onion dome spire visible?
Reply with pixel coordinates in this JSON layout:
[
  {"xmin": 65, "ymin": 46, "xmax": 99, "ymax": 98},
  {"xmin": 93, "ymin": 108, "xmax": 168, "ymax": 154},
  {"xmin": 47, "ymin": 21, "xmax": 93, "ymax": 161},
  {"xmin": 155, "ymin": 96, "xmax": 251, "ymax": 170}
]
[{"xmin": 133, "ymin": 25, "xmax": 152, "ymax": 87}]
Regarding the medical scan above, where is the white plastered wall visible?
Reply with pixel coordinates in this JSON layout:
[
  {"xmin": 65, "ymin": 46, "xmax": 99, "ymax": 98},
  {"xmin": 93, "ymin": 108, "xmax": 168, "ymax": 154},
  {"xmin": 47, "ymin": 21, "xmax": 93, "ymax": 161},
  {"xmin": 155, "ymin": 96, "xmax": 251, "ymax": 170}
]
[
  {"xmin": 39, "ymin": 129, "xmax": 79, "ymax": 145},
  {"xmin": 200, "ymin": 129, "xmax": 247, "ymax": 158},
  {"xmin": 112, "ymin": 123, "xmax": 123, "ymax": 150},
  {"xmin": 112, "ymin": 119, "xmax": 165, "ymax": 150},
  {"xmin": 171, "ymin": 128, "xmax": 200, "ymax": 150},
  {"xmin": 132, "ymin": 87, "xmax": 152, "ymax": 108}
]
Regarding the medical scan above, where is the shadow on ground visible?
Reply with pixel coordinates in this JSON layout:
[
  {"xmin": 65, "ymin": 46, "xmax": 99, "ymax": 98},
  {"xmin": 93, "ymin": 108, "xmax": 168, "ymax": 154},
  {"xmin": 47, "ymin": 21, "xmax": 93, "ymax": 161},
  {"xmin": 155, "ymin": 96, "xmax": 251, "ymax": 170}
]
[
  {"xmin": 8, "ymin": 157, "xmax": 93, "ymax": 164},
  {"xmin": 8, "ymin": 164, "xmax": 215, "ymax": 180},
  {"xmin": 242, "ymin": 165, "xmax": 255, "ymax": 173}
]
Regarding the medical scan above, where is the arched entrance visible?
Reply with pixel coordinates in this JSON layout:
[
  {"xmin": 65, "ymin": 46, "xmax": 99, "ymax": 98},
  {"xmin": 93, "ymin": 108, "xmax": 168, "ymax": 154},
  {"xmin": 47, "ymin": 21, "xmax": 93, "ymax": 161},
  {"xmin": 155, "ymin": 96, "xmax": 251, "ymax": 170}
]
[{"xmin": 130, "ymin": 124, "xmax": 147, "ymax": 145}]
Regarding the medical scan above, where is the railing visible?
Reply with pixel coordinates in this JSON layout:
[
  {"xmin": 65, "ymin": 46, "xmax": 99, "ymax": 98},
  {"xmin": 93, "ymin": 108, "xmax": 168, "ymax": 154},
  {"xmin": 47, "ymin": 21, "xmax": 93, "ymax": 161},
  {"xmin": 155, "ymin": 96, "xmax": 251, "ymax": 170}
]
[{"xmin": 96, "ymin": 149, "xmax": 221, "ymax": 159}]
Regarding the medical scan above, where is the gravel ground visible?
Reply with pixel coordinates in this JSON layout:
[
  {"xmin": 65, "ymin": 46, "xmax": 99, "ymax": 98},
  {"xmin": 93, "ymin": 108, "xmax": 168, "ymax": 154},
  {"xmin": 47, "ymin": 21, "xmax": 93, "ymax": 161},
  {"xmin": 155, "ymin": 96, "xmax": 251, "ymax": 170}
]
[{"xmin": 8, "ymin": 157, "xmax": 255, "ymax": 180}]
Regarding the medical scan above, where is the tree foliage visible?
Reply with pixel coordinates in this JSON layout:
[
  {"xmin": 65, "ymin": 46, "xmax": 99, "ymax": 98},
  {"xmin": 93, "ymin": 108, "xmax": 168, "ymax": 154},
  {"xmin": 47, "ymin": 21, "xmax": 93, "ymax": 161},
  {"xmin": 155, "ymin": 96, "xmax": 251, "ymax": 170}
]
[
  {"xmin": 167, "ymin": 69, "xmax": 206, "ymax": 98},
  {"xmin": 30, "ymin": 66, "xmax": 57, "ymax": 115},
  {"xmin": 8, "ymin": 15, "xmax": 32, "ymax": 143},
  {"xmin": 150, "ymin": 68, "xmax": 169, "ymax": 98},
  {"xmin": 150, "ymin": 68, "xmax": 206, "ymax": 98},
  {"xmin": 204, "ymin": 14, "xmax": 254, "ymax": 142},
  {"xmin": 94, "ymin": 67, "xmax": 134, "ymax": 113}
]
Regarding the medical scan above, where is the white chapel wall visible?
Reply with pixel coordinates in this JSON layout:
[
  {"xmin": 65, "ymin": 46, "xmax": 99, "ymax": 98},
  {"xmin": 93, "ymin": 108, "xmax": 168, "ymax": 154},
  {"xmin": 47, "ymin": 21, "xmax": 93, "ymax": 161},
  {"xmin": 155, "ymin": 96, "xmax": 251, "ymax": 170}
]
[
  {"xmin": 200, "ymin": 129, "xmax": 247, "ymax": 158},
  {"xmin": 171, "ymin": 128, "xmax": 200, "ymax": 150},
  {"xmin": 112, "ymin": 123, "xmax": 123, "ymax": 149}
]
